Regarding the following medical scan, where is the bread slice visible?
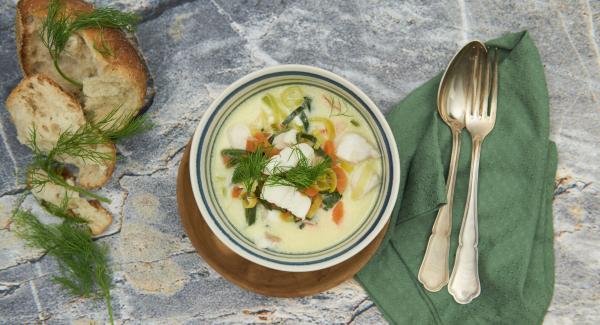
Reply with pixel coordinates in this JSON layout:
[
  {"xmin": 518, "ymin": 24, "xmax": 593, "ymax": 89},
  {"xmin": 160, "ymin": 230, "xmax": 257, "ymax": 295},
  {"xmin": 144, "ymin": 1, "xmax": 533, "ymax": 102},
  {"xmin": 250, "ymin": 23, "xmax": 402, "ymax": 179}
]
[
  {"xmin": 16, "ymin": 0, "xmax": 147, "ymax": 127},
  {"xmin": 5, "ymin": 75, "xmax": 116, "ymax": 189},
  {"xmin": 30, "ymin": 169, "xmax": 112, "ymax": 235}
]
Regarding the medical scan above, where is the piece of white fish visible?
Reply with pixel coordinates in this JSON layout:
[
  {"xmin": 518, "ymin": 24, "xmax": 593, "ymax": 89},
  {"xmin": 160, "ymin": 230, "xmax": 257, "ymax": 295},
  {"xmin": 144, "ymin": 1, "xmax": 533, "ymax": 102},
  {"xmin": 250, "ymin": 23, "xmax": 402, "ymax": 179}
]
[
  {"xmin": 264, "ymin": 143, "xmax": 314, "ymax": 174},
  {"xmin": 261, "ymin": 184, "xmax": 311, "ymax": 220},
  {"xmin": 272, "ymin": 129, "xmax": 298, "ymax": 149},
  {"xmin": 335, "ymin": 133, "xmax": 379, "ymax": 163},
  {"xmin": 227, "ymin": 124, "xmax": 251, "ymax": 150}
]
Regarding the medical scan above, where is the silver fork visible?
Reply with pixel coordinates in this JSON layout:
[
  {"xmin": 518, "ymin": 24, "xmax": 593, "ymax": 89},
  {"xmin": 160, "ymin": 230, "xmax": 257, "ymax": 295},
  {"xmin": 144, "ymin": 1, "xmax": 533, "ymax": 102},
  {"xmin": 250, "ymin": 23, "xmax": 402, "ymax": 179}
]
[{"xmin": 447, "ymin": 49, "xmax": 498, "ymax": 304}]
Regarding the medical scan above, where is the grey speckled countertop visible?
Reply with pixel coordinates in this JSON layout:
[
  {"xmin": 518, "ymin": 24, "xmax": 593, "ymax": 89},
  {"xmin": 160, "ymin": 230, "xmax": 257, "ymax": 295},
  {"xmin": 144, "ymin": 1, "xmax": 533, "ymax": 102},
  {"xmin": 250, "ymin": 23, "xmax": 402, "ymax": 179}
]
[{"xmin": 1, "ymin": 0, "xmax": 599, "ymax": 324}]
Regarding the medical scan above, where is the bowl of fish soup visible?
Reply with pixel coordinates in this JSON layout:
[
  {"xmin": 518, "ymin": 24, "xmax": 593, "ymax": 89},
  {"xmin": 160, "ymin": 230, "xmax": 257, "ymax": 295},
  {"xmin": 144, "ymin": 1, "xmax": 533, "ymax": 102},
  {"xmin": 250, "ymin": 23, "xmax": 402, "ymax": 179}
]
[{"xmin": 190, "ymin": 65, "xmax": 399, "ymax": 272}]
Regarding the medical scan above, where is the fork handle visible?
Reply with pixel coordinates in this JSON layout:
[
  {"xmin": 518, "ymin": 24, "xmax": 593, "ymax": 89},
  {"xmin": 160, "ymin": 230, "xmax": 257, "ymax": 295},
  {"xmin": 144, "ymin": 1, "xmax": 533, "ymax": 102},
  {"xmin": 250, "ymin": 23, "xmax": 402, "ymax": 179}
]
[
  {"xmin": 448, "ymin": 138, "xmax": 482, "ymax": 304},
  {"xmin": 418, "ymin": 130, "xmax": 461, "ymax": 291}
]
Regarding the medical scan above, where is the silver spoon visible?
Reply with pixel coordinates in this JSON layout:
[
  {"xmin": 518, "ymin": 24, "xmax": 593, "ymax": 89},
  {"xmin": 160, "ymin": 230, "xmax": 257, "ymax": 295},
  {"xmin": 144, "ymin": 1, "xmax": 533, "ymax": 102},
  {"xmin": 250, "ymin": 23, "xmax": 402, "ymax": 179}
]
[{"xmin": 418, "ymin": 41, "xmax": 487, "ymax": 292}]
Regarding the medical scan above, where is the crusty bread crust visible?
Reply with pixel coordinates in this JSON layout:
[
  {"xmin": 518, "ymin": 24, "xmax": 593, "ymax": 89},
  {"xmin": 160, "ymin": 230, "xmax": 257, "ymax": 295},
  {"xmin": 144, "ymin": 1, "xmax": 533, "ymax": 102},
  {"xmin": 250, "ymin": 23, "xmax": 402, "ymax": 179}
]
[
  {"xmin": 16, "ymin": 0, "xmax": 147, "ymax": 123},
  {"xmin": 5, "ymin": 74, "xmax": 116, "ymax": 189},
  {"xmin": 16, "ymin": 0, "xmax": 93, "ymax": 78}
]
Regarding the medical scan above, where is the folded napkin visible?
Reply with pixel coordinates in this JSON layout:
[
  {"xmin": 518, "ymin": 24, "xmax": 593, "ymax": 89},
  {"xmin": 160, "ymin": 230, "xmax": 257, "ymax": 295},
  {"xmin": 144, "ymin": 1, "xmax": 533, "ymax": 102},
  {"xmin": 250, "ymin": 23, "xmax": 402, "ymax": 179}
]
[{"xmin": 357, "ymin": 31, "xmax": 557, "ymax": 325}]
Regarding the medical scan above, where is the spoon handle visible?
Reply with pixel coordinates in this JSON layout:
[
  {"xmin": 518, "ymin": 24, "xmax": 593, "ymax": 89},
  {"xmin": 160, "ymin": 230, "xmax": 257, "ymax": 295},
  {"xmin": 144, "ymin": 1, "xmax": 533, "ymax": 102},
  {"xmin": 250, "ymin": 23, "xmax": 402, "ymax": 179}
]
[
  {"xmin": 418, "ymin": 130, "xmax": 461, "ymax": 292},
  {"xmin": 448, "ymin": 138, "xmax": 482, "ymax": 304}
]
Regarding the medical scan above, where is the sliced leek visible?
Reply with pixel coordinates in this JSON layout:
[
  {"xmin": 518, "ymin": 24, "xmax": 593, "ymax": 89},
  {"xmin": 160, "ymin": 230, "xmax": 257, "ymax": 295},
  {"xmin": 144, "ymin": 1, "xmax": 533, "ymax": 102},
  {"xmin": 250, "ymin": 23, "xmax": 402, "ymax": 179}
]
[
  {"xmin": 351, "ymin": 160, "xmax": 376, "ymax": 200},
  {"xmin": 315, "ymin": 168, "xmax": 337, "ymax": 193},
  {"xmin": 241, "ymin": 191, "xmax": 258, "ymax": 208},
  {"xmin": 280, "ymin": 86, "xmax": 304, "ymax": 108},
  {"xmin": 340, "ymin": 161, "xmax": 354, "ymax": 173},
  {"xmin": 262, "ymin": 93, "xmax": 287, "ymax": 124}
]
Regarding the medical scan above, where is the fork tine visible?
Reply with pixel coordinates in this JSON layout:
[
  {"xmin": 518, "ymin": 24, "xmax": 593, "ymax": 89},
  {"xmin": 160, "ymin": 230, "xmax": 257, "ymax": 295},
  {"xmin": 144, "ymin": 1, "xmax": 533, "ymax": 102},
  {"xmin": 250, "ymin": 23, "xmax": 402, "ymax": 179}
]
[
  {"xmin": 489, "ymin": 49, "xmax": 499, "ymax": 119},
  {"xmin": 470, "ymin": 49, "xmax": 482, "ymax": 118},
  {"xmin": 480, "ymin": 52, "xmax": 490, "ymax": 118}
]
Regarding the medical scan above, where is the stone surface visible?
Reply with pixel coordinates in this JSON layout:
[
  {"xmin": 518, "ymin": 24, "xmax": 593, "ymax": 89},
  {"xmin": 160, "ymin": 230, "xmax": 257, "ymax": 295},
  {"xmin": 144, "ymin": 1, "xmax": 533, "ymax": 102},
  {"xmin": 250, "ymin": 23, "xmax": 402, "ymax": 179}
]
[{"xmin": 1, "ymin": 0, "xmax": 599, "ymax": 324}]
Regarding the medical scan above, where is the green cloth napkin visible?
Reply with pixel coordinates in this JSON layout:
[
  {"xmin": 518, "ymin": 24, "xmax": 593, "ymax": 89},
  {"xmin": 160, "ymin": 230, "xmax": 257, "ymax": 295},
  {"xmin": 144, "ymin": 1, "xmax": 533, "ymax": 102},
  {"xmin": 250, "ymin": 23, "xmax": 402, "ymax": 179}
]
[{"xmin": 357, "ymin": 31, "xmax": 557, "ymax": 325}]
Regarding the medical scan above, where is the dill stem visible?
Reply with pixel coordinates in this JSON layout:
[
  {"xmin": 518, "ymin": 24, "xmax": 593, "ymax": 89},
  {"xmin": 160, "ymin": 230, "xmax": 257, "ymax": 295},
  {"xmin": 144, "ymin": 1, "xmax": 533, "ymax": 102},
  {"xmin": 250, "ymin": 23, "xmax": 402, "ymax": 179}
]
[
  {"xmin": 104, "ymin": 288, "xmax": 114, "ymax": 325},
  {"xmin": 69, "ymin": 183, "xmax": 110, "ymax": 203},
  {"xmin": 48, "ymin": 173, "xmax": 111, "ymax": 203},
  {"xmin": 53, "ymin": 58, "xmax": 82, "ymax": 88}
]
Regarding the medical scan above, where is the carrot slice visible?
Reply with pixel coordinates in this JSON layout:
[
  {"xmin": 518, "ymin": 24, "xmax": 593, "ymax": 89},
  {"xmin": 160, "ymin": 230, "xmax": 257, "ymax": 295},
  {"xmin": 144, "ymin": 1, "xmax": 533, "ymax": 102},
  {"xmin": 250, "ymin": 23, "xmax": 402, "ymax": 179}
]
[
  {"xmin": 246, "ymin": 132, "xmax": 272, "ymax": 152},
  {"xmin": 231, "ymin": 186, "xmax": 242, "ymax": 198},
  {"xmin": 303, "ymin": 187, "xmax": 319, "ymax": 197},
  {"xmin": 266, "ymin": 147, "xmax": 281, "ymax": 157},
  {"xmin": 252, "ymin": 131, "xmax": 268, "ymax": 143},
  {"xmin": 245, "ymin": 139, "xmax": 257, "ymax": 152},
  {"xmin": 333, "ymin": 165, "xmax": 347, "ymax": 193},
  {"xmin": 222, "ymin": 155, "xmax": 231, "ymax": 166},
  {"xmin": 332, "ymin": 201, "xmax": 344, "ymax": 225},
  {"xmin": 323, "ymin": 140, "xmax": 336, "ymax": 160}
]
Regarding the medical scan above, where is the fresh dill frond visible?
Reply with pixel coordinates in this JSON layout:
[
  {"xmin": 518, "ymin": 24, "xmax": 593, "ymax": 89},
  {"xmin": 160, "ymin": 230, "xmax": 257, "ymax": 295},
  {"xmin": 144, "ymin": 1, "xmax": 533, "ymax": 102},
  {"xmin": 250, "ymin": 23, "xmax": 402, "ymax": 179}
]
[
  {"xmin": 49, "ymin": 125, "xmax": 114, "ymax": 164},
  {"xmin": 13, "ymin": 210, "xmax": 114, "ymax": 324},
  {"xmin": 39, "ymin": 191, "xmax": 87, "ymax": 224},
  {"xmin": 27, "ymin": 166, "xmax": 111, "ymax": 203},
  {"xmin": 40, "ymin": 0, "xmax": 140, "ymax": 86},
  {"xmin": 25, "ymin": 105, "xmax": 153, "ymax": 204},
  {"xmin": 232, "ymin": 147, "xmax": 269, "ymax": 192},
  {"xmin": 70, "ymin": 7, "xmax": 139, "ymax": 32},
  {"xmin": 26, "ymin": 128, "xmax": 111, "ymax": 203},
  {"xmin": 91, "ymin": 107, "xmax": 154, "ymax": 141},
  {"xmin": 27, "ymin": 128, "xmax": 108, "ymax": 202},
  {"xmin": 266, "ymin": 149, "xmax": 332, "ymax": 190},
  {"xmin": 92, "ymin": 28, "xmax": 113, "ymax": 57}
]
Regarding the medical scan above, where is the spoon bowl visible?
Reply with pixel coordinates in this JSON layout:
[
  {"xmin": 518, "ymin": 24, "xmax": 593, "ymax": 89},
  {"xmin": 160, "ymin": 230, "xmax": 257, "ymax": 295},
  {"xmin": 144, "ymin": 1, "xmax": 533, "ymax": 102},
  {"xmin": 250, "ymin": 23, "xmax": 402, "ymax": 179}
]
[{"xmin": 438, "ymin": 41, "xmax": 487, "ymax": 131}]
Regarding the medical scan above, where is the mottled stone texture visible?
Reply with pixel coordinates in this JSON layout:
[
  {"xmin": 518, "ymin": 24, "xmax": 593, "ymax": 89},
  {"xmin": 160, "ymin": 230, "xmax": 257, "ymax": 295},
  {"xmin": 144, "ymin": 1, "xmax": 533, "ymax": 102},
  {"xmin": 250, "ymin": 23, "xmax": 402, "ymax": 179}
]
[{"xmin": 0, "ymin": 0, "xmax": 598, "ymax": 324}]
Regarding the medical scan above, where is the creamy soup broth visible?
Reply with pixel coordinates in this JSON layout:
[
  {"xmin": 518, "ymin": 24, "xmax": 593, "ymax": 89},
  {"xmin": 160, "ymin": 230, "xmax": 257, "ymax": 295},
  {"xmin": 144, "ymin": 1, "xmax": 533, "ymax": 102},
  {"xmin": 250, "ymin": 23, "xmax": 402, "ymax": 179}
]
[{"xmin": 211, "ymin": 85, "xmax": 382, "ymax": 253}]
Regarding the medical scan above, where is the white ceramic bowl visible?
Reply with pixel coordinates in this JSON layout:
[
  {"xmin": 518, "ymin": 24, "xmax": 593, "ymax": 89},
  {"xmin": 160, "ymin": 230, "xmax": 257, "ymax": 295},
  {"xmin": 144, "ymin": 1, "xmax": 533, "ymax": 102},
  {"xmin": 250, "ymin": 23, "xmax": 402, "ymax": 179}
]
[{"xmin": 190, "ymin": 65, "xmax": 400, "ymax": 272}]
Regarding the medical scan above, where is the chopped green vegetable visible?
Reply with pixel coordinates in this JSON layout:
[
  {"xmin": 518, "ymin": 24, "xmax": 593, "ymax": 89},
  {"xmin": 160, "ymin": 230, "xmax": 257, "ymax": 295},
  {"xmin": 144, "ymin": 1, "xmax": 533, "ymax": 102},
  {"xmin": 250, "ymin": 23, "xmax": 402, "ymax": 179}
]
[
  {"xmin": 221, "ymin": 149, "xmax": 247, "ymax": 167},
  {"xmin": 314, "ymin": 147, "xmax": 327, "ymax": 157},
  {"xmin": 282, "ymin": 97, "xmax": 312, "ymax": 129},
  {"xmin": 13, "ymin": 210, "xmax": 114, "ymax": 324},
  {"xmin": 245, "ymin": 206, "xmax": 257, "ymax": 225},
  {"xmin": 297, "ymin": 133, "xmax": 318, "ymax": 144},
  {"xmin": 299, "ymin": 111, "xmax": 310, "ymax": 131},
  {"xmin": 350, "ymin": 119, "xmax": 360, "ymax": 127},
  {"xmin": 321, "ymin": 191, "xmax": 342, "ymax": 210}
]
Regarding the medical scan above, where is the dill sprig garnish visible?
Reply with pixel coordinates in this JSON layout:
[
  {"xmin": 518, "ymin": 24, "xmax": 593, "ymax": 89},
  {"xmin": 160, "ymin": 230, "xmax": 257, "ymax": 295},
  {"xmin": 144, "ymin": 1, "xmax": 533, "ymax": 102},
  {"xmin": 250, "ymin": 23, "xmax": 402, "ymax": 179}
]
[
  {"xmin": 39, "ymin": 191, "xmax": 88, "ymax": 224},
  {"xmin": 27, "ymin": 128, "xmax": 111, "ymax": 203},
  {"xmin": 232, "ymin": 147, "xmax": 269, "ymax": 192},
  {"xmin": 13, "ymin": 210, "xmax": 114, "ymax": 324},
  {"xmin": 266, "ymin": 148, "xmax": 332, "ymax": 190},
  {"xmin": 91, "ymin": 107, "xmax": 154, "ymax": 141},
  {"xmin": 25, "ymin": 106, "xmax": 153, "ymax": 204},
  {"xmin": 40, "ymin": 0, "xmax": 140, "ymax": 87}
]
